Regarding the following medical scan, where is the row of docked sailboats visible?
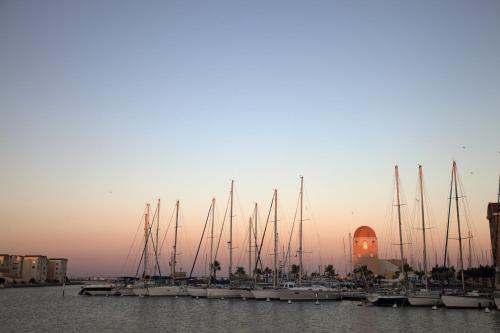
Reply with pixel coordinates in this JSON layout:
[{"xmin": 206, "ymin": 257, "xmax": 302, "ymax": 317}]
[
  {"xmin": 80, "ymin": 163, "xmax": 500, "ymax": 307},
  {"xmin": 80, "ymin": 177, "xmax": 344, "ymax": 301},
  {"xmin": 368, "ymin": 162, "xmax": 498, "ymax": 309}
]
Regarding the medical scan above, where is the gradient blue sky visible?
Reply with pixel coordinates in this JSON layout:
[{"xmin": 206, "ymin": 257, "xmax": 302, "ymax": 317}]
[{"xmin": 1, "ymin": 1, "xmax": 499, "ymax": 276}]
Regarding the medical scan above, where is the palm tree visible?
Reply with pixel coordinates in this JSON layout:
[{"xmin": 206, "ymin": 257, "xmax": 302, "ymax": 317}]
[
  {"xmin": 210, "ymin": 260, "xmax": 221, "ymax": 281},
  {"xmin": 263, "ymin": 267, "xmax": 272, "ymax": 282},
  {"xmin": 324, "ymin": 264, "xmax": 335, "ymax": 279},
  {"xmin": 235, "ymin": 266, "xmax": 246, "ymax": 284}
]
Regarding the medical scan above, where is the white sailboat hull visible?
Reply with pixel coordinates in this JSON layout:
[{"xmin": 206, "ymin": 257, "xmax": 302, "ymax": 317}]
[
  {"xmin": 367, "ymin": 293, "xmax": 407, "ymax": 306},
  {"xmin": 132, "ymin": 287, "xmax": 149, "ymax": 296},
  {"xmin": 407, "ymin": 294, "xmax": 442, "ymax": 306},
  {"xmin": 278, "ymin": 289, "xmax": 341, "ymax": 301},
  {"xmin": 206, "ymin": 288, "xmax": 242, "ymax": 299},
  {"xmin": 251, "ymin": 289, "xmax": 281, "ymax": 300},
  {"xmin": 441, "ymin": 295, "xmax": 493, "ymax": 308},
  {"xmin": 117, "ymin": 287, "xmax": 136, "ymax": 296},
  {"xmin": 188, "ymin": 287, "xmax": 208, "ymax": 298},
  {"xmin": 147, "ymin": 286, "xmax": 190, "ymax": 297},
  {"xmin": 239, "ymin": 289, "xmax": 254, "ymax": 299}
]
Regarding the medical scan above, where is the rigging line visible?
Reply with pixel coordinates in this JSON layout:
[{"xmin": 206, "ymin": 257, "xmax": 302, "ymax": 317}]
[
  {"xmin": 144, "ymin": 205, "xmax": 161, "ymax": 277},
  {"xmin": 443, "ymin": 164, "xmax": 454, "ymax": 267},
  {"xmin": 189, "ymin": 202, "xmax": 213, "ymax": 279},
  {"xmin": 214, "ymin": 192, "xmax": 230, "ymax": 263},
  {"xmin": 148, "ymin": 203, "xmax": 161, "ymax": 276},
  {"xmin": 159, "ymin": 204, "xmax": 176, "ymax": 260},
  {"xmin": 253, "ymin": 193, "xmax": 275, "ymax": 276},
  {"xmin": 304, "ymin": 186, "xmax": 323, "ymax": 266},
  {"xmin": 284, "ymin": 192, "xmax": 300, "ymax": 269},
  {"xmin": 120, "ymin": 210, "xmax": 146, "ymax": 277}
]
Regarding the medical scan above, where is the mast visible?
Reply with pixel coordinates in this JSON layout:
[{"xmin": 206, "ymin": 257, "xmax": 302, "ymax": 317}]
[
  {"xmin": 348, "ymin": 233, "xmax": 353, "ymax": 276},
  {"xmin": 248, "ymin": 217, "xmax": 252, "ymax": 279},
  {"xmin": 443, "ymin": 166, "xmax": 454, "ymax": 267},
  {"xmin": 452, "ymin": 161, "xmax": 465, "ymax": 290},
  {"xmin": 299, "ymin": 176, "xmax": 304, "ymax": 287},
  {"xmin": 273, "ymin": 189, "xmax": 278, "ymax": 288},
  {"xmin": 209, "ymin": 198, "xmax": 215, "ymax": 287},
  {"xmin": 418, "ymin": 165, "xmax": 428, "ymax": 289},
  {"xmin": 254, "ymin": 203, "xmax": 258, "ymax": 278},
  {"xmin": 172, "ymin": 200, "xmax": 179, "ymax": 285},
  {"xmin": 395, "ymin": 165, "xmax": 406, "ymax": 282},
  {"xmin": 143, "ymin": 203, "xmax": 150, "ymax": 279},
  {"xmin": 468, "ymin": 231, "xmax": 472, "ymax": 269},
  {"xmin": 156, "ymin": 198, "xmax": 160, "ymax": 276},
  {"xmin": 229, "ymin": 180, "xmax": 234, "ymax": 281},
  {"xmin": 343, "ymin": 237, "xmax": 347, "ymax": 277}
]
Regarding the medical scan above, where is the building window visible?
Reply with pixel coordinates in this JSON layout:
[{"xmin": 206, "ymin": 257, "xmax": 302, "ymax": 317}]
[{"xmin": 363, "ymin": 241, "xmax": 368, "ymax": 250}]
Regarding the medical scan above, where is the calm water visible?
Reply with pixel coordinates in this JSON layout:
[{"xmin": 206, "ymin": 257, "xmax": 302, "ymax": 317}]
[{"xmin": 1, "ymin": 285, "xmax": 499, "ymax": 332}]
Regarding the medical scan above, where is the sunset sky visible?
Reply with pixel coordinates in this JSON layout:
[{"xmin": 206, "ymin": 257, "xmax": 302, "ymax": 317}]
[{"xmin": 1, "ymin": 1, "xmax": 499, "ymax": 277}]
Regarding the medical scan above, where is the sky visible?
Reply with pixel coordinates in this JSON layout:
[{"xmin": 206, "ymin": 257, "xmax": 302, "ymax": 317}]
[{"xmin": 0, "ymin": 0, "xmax": 499, "ymax": 277}]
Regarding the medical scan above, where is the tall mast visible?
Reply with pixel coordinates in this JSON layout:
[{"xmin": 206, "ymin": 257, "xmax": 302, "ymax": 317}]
[
  {"xmin": 343, "ymin": 237, "xmax": 347, "ymax": 277},
  {"xmin": 468, "ymin": 231, "xmax": 472, "ymax": 268},
  {"xmin": 418, "ymin": 165, "xmax": 428, "ymax": 289},
  {"xmin": 299, "ymin": 176, "xmax": 304, "ymax": 287},
  {"xmin": 348, "ymin": 233, "xmax": 353, "ymax": 276},
  {"xmin": 254, "ymin": 203, "xmax": 258, "ymax": 278},
  {"xmin": 172, "ymin": 200, "xmax": 179, "ymax": 285},
  {"xmin": 143, "ymin": 203, "xmax": 150, "ymax": 279},
  {"xmin": 443, "ymin": 166, "xmax": 454, "ymax": 267},
  {"xmin": 248, "ymin": 217, "xmax": 252, "ymax": 279},
  {"xmin": 395, "ymin": 165, "xmax": 406, "ymax": 282},
  {"xmin": 209, "ymin": 198, "xmax": 215, "ymax": 287},
  {"xmin": 273, "ymin": 189, "xmax": 278, "ymax": 288},
  {"xmin": 452, "ymin": 161, "xmax": 466, "ymax": 290},
  {"xmin": 156, "ymin": 198, "xmax": 160, "ymax": 276},
  {"xmin": 229, "ymin": 180, "xmax": 234, "ymax": 280}
]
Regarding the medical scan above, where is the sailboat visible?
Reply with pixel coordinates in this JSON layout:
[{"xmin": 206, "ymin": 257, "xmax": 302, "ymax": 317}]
[
  {"xmin": 367, "ymin": 165, "xmax": 407, "ymax": 306},
  {"xmin": 206, "ymin": 180, "xmax": 243, "ymax": 299},
  {"xmin": 147, "ymin": 200, "xmax": 189, "ymax": 296},
  {"xmin": 188, "ymin": 198, "xmax": 216, "ymax": 298},
  {"xmin": 251, "ymin": 189, "xmax": 285, "ymax": 300},
  {"xmin": 131, "ymin": 203, "xmax": 155, "ymax": 296},
  {"xmin": 441, "ymin": 161, "xmax": 493, "ymax": 308},
  {"xmin": 408, "ymin": 165, "xmax": 442, "ymax": 306},
  {"xmin": 277, "ymin": 176, "xmax": 341, "ymax": 301}
]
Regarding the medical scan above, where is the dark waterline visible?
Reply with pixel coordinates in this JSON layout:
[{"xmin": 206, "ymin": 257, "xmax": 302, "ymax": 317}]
[{"xmin": 1, "ymin": 286, "xmax": 499, "ymax": 332}]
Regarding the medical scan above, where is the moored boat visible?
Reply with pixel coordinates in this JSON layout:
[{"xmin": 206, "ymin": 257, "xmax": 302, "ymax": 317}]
[
  {"xmin": 78, "ymin": 284, "xmax": 119, "ymax": 296},
  {"xmin": 147, "ymin": 285, "xmax": 189, "ymax": 297},
  {"xmin": 278, "ymin": 285, "xmax": 341, "ymax": 301},
  {"xmin": 441, "ymin": 291, "xmax": 494, "ymax": 309},
  {"xmin": 251, "ymin": 288, "xmax": 282, "ymax": 300},
  {"xmin": 188, "ymin": 287, "xmax": 208, "ymax": 298},
  {"xmin": 407, "ymin": 290, "xmax": 442, "ymax": 306},
  {"xmin": 367, "ymin": 290, "xmax": 407, "ymax": 306},
  {"xmin": 206, "ymin": 287, "xmax": 242, "ymax": 299}
]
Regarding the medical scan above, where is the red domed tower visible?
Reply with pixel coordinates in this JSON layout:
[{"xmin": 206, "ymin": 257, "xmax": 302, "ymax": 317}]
[{"xmin": 352, "ymin": 226, "xmax": 378, "ymax": 263}]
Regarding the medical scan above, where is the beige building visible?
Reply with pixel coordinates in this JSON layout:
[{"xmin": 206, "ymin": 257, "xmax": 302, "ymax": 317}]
[
  {"xmin": 9, "ymin": 255, "xmax": 24, "ymax": 279},
  {"xmin": 22, "ymin": 255, "xmax": 48, "ymax": 282},
  {"xmin": 47, "ymin": 258, "xmax": 68, "ymax": 282},
  {"xmin": 0, "ymin": 254, "xmax": 10, "ymax": 274}
]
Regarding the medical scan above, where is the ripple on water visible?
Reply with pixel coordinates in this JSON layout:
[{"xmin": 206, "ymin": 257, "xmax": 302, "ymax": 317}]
[{"xmin": 1, "ymin": 286, "xmax": 499, "ymax": 333}]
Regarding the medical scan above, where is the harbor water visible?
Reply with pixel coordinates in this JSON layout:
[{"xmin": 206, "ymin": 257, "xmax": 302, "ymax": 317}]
[{"xmin": 1, "ymin": 285, "xmax": 499, "ymax": 332}]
